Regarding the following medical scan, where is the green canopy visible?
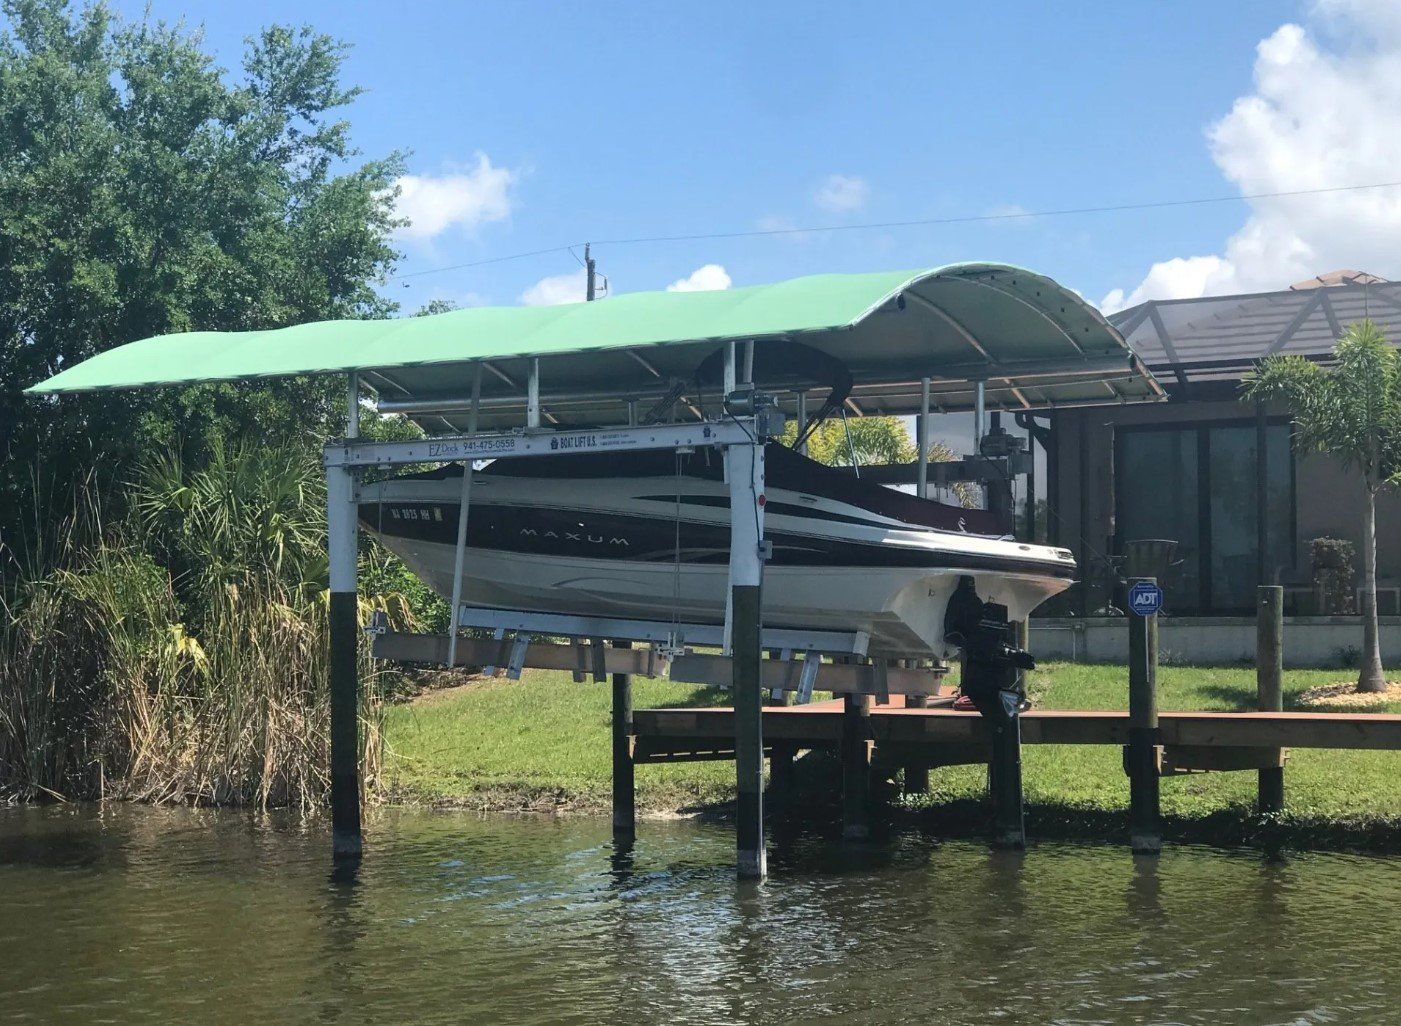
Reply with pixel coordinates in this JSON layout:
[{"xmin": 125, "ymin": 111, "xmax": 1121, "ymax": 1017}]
[{"xmin": 26, "ymin": 262, "xmax": 1162, "ymax": 428}]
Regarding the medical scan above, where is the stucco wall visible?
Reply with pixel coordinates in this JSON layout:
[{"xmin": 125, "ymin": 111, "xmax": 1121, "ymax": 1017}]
[{"xmin": 1031, "ymin": 616, "xmax": 1401, "ymax": 668}]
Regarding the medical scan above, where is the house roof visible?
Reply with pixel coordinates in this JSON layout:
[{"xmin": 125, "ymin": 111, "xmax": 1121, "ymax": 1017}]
[
  {"xmin": 1109, "ymin": 274, "xmax": 1401, "ymax": 395},
  {"xmin": 27, "ymin": 262, "xmax": 1163, "ymax": 430}
]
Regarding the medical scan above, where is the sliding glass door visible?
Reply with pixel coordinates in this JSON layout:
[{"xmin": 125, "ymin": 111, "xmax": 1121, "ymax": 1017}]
[{"xmin": 1117, "ymin": 420, "xmax": 1294, "ymax": 614}]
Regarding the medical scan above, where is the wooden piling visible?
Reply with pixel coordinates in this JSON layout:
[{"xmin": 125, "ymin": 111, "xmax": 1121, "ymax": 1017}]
[
  {"xmin": 987, "ymin": 702, "xmax": 1026, "ymax": 849},
  {"xmin": 1127, "ymin": 577, "xmax": 1161, "ymax": 853},
  {"xmin": 1256, "ymin": 585, "xmax": 1285, "ymax": 814},
  {"xmin": 841, "ymin": 692, "xmax": 873, "ymax": 840},
  {"xmin": 611, "ymin": 644, "xmax": 635, "ymax": 840},
  {"xmin": 902, "ymin": 687, "xmax": 929, "ymax": 795},
  {"xmin": 766, "ymin": 689, "xmax": 796, "ymax": 798}
]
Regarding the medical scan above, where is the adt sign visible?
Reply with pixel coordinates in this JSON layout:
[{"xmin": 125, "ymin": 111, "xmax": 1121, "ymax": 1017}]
[{"xmin": 1128, "ymin": 581, "xmax": 1164, "ymax": 616}]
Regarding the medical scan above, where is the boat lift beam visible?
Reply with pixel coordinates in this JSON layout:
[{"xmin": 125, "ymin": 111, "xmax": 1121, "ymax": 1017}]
[{"xmin": 324, "ymin": 419, "xmax": 759, "ymax": 469}]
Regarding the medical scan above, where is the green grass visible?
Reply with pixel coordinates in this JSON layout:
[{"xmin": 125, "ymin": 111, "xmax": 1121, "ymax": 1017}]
[
  {"xmin": 382, "ymin": 662, "xmax": 1401, "ymax": 846},
  {"xmin": 382, "ymin": 673, "xmax": 737, "ymax": 812}
]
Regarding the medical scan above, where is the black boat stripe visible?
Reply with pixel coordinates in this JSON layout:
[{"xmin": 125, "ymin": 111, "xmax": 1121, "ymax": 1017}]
[{"xmin": 360, "ymin": 500, "xmax": 1074, "ymax": 578}]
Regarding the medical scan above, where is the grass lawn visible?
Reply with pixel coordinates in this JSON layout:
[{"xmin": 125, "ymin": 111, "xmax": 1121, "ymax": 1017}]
[{"xmin": 382, "ymin": 661, "xmax": 1400, "ymax": 845}]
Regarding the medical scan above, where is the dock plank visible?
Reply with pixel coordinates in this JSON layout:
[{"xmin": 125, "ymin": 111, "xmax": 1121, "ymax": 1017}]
[{"xmin": 632, "ymin": 705, "xmax": 1401, "ymax": 751}]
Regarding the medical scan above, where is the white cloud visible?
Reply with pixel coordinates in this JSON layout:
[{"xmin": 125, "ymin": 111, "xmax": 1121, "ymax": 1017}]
[
  {"xmin": 520, "ymin": 269, "xmax": 587, "ymax": 306},
  {"xmin": 666, "ymin": 264, "xmax": 732, "ymax": 292},
  {"xmin": 394, "ymin": 154, "xmax": 516, "ymax": 241},
  {"xmin": 1102, "ymin": 1, "xmax": 1401, "ymax": 311},
  {"xmin": 812, "ymin": 174, "xmax": 870, "ymax": 214}
]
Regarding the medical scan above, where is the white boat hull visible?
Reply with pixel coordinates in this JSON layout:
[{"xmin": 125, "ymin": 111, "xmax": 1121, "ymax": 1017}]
[
  {"xmin": 373, "ymin": 535, "xmax": 1069, "ymax": 658},
  {"xmin": 360, "ymin": 445, "xmax": 1076, "ymax": 658}
]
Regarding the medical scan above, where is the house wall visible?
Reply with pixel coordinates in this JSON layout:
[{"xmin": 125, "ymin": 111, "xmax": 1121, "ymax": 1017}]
[{"xmin": 1048, "ymin": 398, "xmax": 1401, "ymax": 614}]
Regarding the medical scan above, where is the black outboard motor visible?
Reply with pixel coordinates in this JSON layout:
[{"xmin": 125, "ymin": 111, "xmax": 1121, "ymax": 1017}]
[
  {"xmin": 943, "ymin": 575, "xmax": 1033, "ymax": 847},
  {"xmin": 944, "ymin": 576, "xmax": 1034, "ymax": 720}
]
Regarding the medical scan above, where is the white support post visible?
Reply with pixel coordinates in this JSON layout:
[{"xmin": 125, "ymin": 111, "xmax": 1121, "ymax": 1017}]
[
  {"xmin": 974, "ymin": 379, "xmax": 986, "ymax": 449},
  {"xmin": 742, "ymin": 340, "xmax": 754, "ymax": 384},
  {"xmin": 726, "ymin": 437, "xmax": 766, "ymax": 880},
  {"xmin": 446, "ymin": 364, "xmax": 484, "ymax": 669},
  {"xmin": 346, "ymin": 372, "xmax": 360, "ymax": 439},
  {"xmin": 917, "ymin": 376, "xmax": 930, "ymax": 499},
  {"xmin": 721, "ymin": 342, "xmax": 737, "ymax": 493},
  {"xmin": 526, "ymin": 358, "xmax": 541, "ymax": 429},
  {"xmin": 974, "ymin": 379, "xmax": 988, "ymax": 507}
]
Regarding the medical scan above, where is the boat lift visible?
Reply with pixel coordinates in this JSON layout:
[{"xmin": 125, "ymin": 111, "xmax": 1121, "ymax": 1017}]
[
  {"xmin": 26, "ymin": 262, "xmax": 1166, "ymax": 879},
  {"xmin": 328, "ymin": 370, "xmax": 784, "ymax": 877}
]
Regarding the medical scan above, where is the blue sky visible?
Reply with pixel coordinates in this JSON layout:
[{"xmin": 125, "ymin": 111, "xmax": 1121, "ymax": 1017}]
[{"xmin": 99, "ymin": 1, "xmax": 1401, "ymax": 315}]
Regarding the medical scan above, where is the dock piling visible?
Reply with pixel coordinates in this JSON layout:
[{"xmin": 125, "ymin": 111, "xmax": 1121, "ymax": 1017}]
[
  {"xmin": 611, "ymin": 644, "xmax": 635, "ymax": 841},
  {"xmin": 902, "ymin": 690, "xmax": 930, "ymax": 795},
  {"xmin": 986, "ymin": 700, "xmax": 1026, "ymax": 849},
  {"xmin": 841, "ymin": 692, "xmax": 873, "ymax": 840},
  {"xmin": 766, "ymin": 688, "xmax": 796, "ymax": 799},
  {"xmin": 1127, "ymin": 577, "xmax": 1161, "ymax": 853},
  {"xmin": 326, "ymin": 460, "xmax": 362, "ymax": 859},
  {"xmin": 1256, "ymin": 586, "xmax": 1285, "ymax": 814}
]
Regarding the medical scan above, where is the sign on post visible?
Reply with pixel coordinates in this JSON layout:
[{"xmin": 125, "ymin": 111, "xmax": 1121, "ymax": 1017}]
[{"xmin": 1128, "ymin": 580, "xmax": 1164, "ymax": 617}]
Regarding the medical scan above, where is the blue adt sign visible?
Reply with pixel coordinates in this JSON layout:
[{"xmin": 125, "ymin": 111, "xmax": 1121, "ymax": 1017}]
[{"xmin": 1128, "ymin": 581, "xmax": 1164, "ymax": 616}]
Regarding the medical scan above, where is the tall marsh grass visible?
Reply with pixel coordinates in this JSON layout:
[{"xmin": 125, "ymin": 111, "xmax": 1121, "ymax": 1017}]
[{"xmin": 0, "ymin": 441, "xmax": 414, "ymax": 809}]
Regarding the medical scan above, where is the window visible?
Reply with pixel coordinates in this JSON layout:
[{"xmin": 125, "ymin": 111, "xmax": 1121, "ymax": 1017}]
[{"xmin": 1116, "ymin": 421, "xmax": 1294, "ymax": 614}]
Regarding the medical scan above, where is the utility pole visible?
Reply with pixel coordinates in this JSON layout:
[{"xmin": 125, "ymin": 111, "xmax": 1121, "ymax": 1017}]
[{"xmin": 585, "ymin": 243, "xmax": 597, "ymax": 301}]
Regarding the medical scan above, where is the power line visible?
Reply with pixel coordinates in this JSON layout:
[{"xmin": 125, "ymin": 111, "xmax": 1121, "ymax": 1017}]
[
  {"xmin": 387, "ymin": 179, "xmax": 1401, "ymax": 284},
  {"xmin": 391, "ymin": 244, "xmax": 578, "ymax": 281}
]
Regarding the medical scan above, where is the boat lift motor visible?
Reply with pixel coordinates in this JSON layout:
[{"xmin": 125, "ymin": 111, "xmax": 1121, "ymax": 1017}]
[{"xmin": 723, "ymin": 386, "xmax": 786, "ymax": 438}]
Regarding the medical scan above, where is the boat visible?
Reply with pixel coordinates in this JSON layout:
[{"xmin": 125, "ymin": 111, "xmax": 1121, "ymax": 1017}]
[{"xmin": 357, "ymin": 440, "xmax": 1076, "ymax": 658}]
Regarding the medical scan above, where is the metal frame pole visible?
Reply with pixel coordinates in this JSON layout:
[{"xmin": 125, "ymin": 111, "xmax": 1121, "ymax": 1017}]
[
  {"xmin": 446, "ymin": 365, "xmax": 484, "ymax": 669},
  {"xmin": 328, "ymin": 373, "xmax": 362, "ymax": 857},
  {"xmin": 526, "ymin": 357, "xmax": 541, "ymax": 429},
  {"xmin": 1255, "ymin": 400, "xmax": 1268, "ymax": 584},
  {"xmin": 727, "ymin": 437, "xmax": 766, "ymax": 879},
  {"xmin": 917, "ymin": 376, "xmax": 930, "ymax": 499},
  {"xmin": 974, "ymin": 379, "xmax": 986, "ymax": 447},
  {"xmin": 795, "ymin": 391, "xmax": 808, "ymax": 456}
]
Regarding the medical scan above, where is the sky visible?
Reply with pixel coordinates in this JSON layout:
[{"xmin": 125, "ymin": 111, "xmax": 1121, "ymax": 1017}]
[{"xmin": 84, "ymin": 0, "xmax": 1401, "ymax": 317}]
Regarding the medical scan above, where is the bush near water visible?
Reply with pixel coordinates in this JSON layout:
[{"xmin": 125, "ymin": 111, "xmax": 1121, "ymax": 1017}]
[{"xmin": 0, "ymin": 442, "xmax": 427, "ymax": 806}]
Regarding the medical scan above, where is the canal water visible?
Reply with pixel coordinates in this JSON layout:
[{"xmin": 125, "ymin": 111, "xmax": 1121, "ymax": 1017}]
[{"xmin": 1, "ymin": 806, "xmax": 1396, "ymax": 1025}]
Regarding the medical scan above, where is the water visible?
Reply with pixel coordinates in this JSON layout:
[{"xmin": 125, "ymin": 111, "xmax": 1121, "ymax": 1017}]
[{"xmin": 0, "ymin": 806, "xmax": 1396, "ymax": 1025}]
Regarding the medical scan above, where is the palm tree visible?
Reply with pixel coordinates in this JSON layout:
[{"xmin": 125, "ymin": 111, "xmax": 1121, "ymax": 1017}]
[{"xmin": 1245, "ymin": 321, "xmax": 1401, "ymax": 693}]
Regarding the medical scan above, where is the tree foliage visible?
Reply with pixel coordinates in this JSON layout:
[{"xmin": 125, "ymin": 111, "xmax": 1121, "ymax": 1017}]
[
  {"xmin": 782, "ymin": 415, "xmax": 974, "ymax": 504},
  {"xmin": 1245, "ymin": 321, "xmax": 1401, "ymax": 489},
  {"xmin": 0, "ymin": 0, "xmax": 404, "ymax": 566},
  {"xmin": 1245, "ymin": 320, "xmax": 1401, "ymax": 692}
]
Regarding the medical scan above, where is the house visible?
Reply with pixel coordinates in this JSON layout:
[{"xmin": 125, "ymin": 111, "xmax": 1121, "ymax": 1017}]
[{"xmin": 1031, "ymin": 271, "xmax": 1401, "ymax": 665}]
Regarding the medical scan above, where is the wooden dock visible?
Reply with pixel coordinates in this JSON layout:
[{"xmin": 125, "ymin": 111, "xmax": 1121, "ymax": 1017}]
[{"xmin": 633, "ymin": 700, "xmax": 1401, "ymax": 762}]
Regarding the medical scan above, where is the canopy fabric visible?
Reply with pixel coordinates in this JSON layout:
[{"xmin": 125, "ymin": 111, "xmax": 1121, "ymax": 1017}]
[{"xmin": 26, "ymin": 262, "xmax": 1163, "ymax": 426}]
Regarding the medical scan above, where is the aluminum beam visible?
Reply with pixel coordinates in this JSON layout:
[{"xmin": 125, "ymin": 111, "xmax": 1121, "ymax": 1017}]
[{"xmin": 324, "ymin": 419, "xmax": 758, "ymax": 468}]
